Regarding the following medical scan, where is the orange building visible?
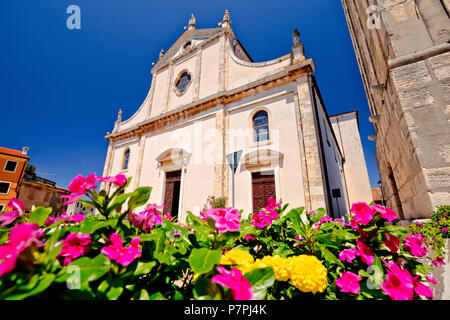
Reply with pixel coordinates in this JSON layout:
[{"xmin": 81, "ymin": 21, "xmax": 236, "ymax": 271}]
[{"xmin": 0, "ymin": 147, "xmax": 29, "ymax": 211}]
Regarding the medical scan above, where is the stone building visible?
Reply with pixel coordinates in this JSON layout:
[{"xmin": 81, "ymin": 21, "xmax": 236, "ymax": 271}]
[
  {"xmin": 0, "ymin": 147, "xmax": 29, "ymax": 211},
  {"xmin": 18, "ymin": 167, "xmax": 70, "ymax": 216},
  {"xmin": 341, "ymin": 0, "xmax": 450, "ymax": 219},
  {"xmin": 101, "ymin": 11, "xmax": 373, "ymax": 220}
]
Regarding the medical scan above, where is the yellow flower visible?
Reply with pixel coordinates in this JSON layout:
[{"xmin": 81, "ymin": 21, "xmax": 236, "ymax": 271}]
[
  {"xmin": 220, "ymin": 249, "xmax": 254, "ymax": 267},
  {"xmin": 288, "ymin": 255, "xmax": 327, "ymax": 294}
]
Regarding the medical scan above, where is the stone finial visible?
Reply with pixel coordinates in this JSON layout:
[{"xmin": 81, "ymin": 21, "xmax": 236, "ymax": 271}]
[
  {"xmin": 291, "ymin": 28, "xmax": 305, "ymax": 62},
  {"xmin": 113, "ymin": 108, "xmax": 122, "ymax": 132},
  {"xmin": 188, "ymin": 14, "xmax": 196, "ymax": 30},
  {"xmin": 219, "ymin": 9, "xmax": 231, "ymax": 28},
  {"xmin": 159, "ymin": 49, "xmax": 165, "ymax": 59},
  {"xmin": 117, "ymin": 108, "xmax": 122, "ymax": 122},
  {"xmin": 293, "ymin": 28, "xmax": 301, "ymax": 47}
]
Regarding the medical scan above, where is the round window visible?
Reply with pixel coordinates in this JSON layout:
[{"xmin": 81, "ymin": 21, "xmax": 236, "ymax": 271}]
[
  {"xmin": 183, "ymin": 41, "xmax": 192, "ymax": 51},
  {"xmin": 175, "ymin": 71, "xmax": 192, "ymax": 95}
]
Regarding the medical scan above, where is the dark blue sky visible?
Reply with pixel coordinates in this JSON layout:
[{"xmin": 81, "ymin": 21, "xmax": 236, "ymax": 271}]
[{"xmin": 1, "ymin": 0, "xmax": 379, "ymax": 189}]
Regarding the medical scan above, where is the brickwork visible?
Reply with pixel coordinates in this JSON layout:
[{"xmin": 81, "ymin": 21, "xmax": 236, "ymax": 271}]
[{"xmin": 342, "ymin": 0, "xmax": 450, "ymax": 219}]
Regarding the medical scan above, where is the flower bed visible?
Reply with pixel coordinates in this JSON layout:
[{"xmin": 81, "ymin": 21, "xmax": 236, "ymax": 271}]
[{"xmin": 0, "ymin": 173, "xmax": 442, "ymax": 300}]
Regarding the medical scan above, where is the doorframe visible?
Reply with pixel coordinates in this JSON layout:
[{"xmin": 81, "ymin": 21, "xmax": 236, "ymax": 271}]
[
  {"xmin": 160, "ymin": 167, "xmax": 186, "ymax": 220},
  {"xmin": 248, "ymin": 166, "xmax": 279, "ymax": 213}
]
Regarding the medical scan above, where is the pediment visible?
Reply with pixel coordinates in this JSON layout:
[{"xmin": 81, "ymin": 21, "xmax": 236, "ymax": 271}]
[
  {"xmin": 242, "ymin": 149, "xmax": 284, "ymax": 170},
  {"xmin": 151, "ymin": 28, "xmax": 224, "ymax": 72}
]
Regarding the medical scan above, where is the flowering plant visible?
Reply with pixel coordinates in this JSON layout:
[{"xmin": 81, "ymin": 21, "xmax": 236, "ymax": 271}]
[
  {"xmin": 0, "ymin": 173, "xmax": 441, "ymax": 300},
  {"xmin": 408, "ymin": 205, "xmax": 450, "ymax": 267}
]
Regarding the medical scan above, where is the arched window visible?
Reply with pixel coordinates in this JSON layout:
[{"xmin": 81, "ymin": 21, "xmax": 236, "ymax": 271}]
[
  {"xmin": 253, "ymin": 110, "xmax": 269, "ymax": 142},
  {"xmin": 123, "ymin": 149, "xmax": 130, "ymax": 171}
]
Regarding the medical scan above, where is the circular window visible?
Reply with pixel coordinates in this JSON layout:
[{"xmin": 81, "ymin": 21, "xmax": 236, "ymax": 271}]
[
  {"xmin": 175, "ymin": 71, "xmax": 192, "ymax": 95},
  {"xmin": 183, "ymin": 41, "xmax": 192, "ymax": 51}
]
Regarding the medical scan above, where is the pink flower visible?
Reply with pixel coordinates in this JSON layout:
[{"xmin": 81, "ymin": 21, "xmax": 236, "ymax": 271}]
[
  {"xmin": 415, "ymin": 221, "xmax": 424, "ymax": 227},
  {"xmin": 212, "ymin": 266, "xmax": 253, "ymax": 300},
  {"xmin": 320, "ymin": 216, "xmax": 333, "ymax": 224},
  {"xmin": 442, "ymin": 227, "xmax": 448, "ymax": 233},
  {"xmin": 96, "ymin": 173, "xmax": 127, "ymax": 187},
  {"xmin": 372, "ymin": 205, "xmax": 398, "ymax": 221},
  {"xmin": 382, "ymin": 261, "xmax": 414, "ymax": 300},
  {"xmin": 349, "ymin": 218, "xmax": 359, "ymax": 230},
  {"xmin": 249, "ymin": 197, "xmax": 282, "ymax": 229},
  {"xmin": 0, "ymin": 245, "xmax": 18, "ymax": 278},
  {"xmin": 403, "ymin": 235, "xmax": 428, "ymax": 257},
  {"xmin": 384, "ymin": 233, "xmax": 400, "ymax": 254},
  {"xmin": 426, "ymin": 275, "xmax": 437, "ymax": 284},
  {"xmin": 46, "ymin": 212, "xmax": 85, "ymax": 225},
  {"xmin": 245, "ymin": 235, "xmax": 257, "ymax": 241},
  {"xmin": 351, "ymin": 202, "xmax": 375, "ymax": 226},
  {"xmin": 431, "ymin": 256, "xmax": 446, "ymax": 267},
  {"xmin": 413, "ymin": 276, "xmax": 433, "ymax": 299},
  {"xmin": 0, "ymin": 198, "xmax": 25, "ymax": 226},
  {"xmin": 333, "ymin": 217, "xmax": 346, "ymax": 227},
  {"xmin": 0, "ymin": 223, "xmax": 44, "ymax": 278},
  {"xmin": 129, "ymin": 204, "xmax": 166, "ymax": 232},
  {"xmin": 101, "ymin": 233, "xmax": 141, "ymax": 266},
  {"xmin": 58, "ymin": 233, "xmax": 92, "ymax": 266},
  {"xmin": 443, "ymin": 214, "xmax": 448, "ymax": 219},
  {"xmin": 250, "ymin": 211, "xmax": 272, "ymax": 229},
  {"xmin": 335, "ymin": 271, "xmax": 361, "ymax": 294},
  {"xmin": 203, "ymin": 208, "xmax": 241, "ymax": 233},
  {"xmin": 356, "ymin": 240, "xmax": 374, "ymax": 265},
  {"xmin": 60, "ymin": 173, "xmax": 97, "ymax": 205},
  {"xmin": 60, "ymin": 194, "xmax": 84, "ymax": 206},
  {"xmin": 339, "ymin": 248, "xmax": 359, "ymax": 263}
]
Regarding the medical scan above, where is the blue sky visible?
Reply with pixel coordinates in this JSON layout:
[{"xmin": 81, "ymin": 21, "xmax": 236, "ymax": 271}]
[{"xmin": 1, "ymin": 0, "xmax": 379, "ymax": 189}]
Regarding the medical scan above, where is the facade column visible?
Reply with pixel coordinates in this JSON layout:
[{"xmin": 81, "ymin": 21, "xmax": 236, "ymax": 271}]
[
  {"xmin": 294, "ymin": 76, "xmax": 327, "ymax": 211},
  {"xmin": 213, "ymin": 106, "xmax": 229, "ymax": 201},
  {"xmin": 100, "ymin": 139, "xmax": 115, "ymax": 191},
  {"xmin": 133, "ymin": 134, "xmax": 147, "ymax": 189}
]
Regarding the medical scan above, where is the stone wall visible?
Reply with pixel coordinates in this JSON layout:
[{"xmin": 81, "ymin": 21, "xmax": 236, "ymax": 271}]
[{"xmin": 341, "ymin": 0, "xmax": 450, "ymax": 219}]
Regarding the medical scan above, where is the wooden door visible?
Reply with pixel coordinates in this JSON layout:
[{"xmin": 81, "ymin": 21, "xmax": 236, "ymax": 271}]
[
  {"xmin": 163, "ymin": 170, "xmax": 181, "ymax": 216},
  {"xmin": 252, "ymin": 171, "xmax": 276, "ymax": 212}
]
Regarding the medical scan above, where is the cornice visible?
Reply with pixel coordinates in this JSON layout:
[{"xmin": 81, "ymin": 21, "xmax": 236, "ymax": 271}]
[{"xmin": 106, "ymin": 58, "xmax": 314, "ymax": 142}]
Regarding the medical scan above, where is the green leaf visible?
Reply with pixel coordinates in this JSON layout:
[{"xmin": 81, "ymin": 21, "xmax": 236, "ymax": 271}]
[
  {"xmin": 42, "ymin": 228, "xmax": 64, "ymax": 266},
  {"xmin": 132, "ymin": 289, "xmax": 150, "ymax": 300},
  {"xmin": 371, "ymin": 255, "xmax": 384, "ymax": 289},
  {"xmin": 134, "ymin": 261, "xmax": 157, "ymax": 276},
  {"xmin": 149, "ymin": 292, "xmax": 166, "ymax": 300},
  {"xmin": 320, "ymin": 248, "xmax": 344, "ymax": 268},
  {"xmin": 5, "ymin": 273, "xmax": 55, "ymax": 300},
  {"xmin": 193, "ymin": 278, "xmax": 221, "ymax": 300},
  {"xmin": 188, "ymin": 248, "xmax": 221, "ymax": 275},
  {"xmin": 244, "ymin": 267, "xmax": 275, "ymax": 300},
  {"xmin": 79, "ymin": 219, "xmax": 116, "ymax": 234},
  {"xmin": 383, "ymin": 225, "xmax": 407, "ymax": 237},
  {"xmin": 127, "ymin": 187, "xmax": 152, "ymax": 211},
  {"xmin": 56, "ymin": 254, "xmax": 111, "ymax": 290},
  {"xmin": 106, "ymin": 192, "xmax": 133, "ymax": 215},
  {"xmin": 29, "ymin": 207, "xmax": 52, "ymax": 226},
  {"xmin": 106, "ymin": 280, "xmax": 124, "ymax": 300}
]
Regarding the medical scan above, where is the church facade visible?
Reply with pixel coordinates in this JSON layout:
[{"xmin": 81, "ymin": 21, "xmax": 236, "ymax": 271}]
[{"xmin": 101, "ymin": 11, "xmax": 373, "ymax": 221}]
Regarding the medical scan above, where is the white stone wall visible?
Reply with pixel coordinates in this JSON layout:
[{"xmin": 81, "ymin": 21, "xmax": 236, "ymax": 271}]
[
  {"xmin": 330, "ymin": 112, "xmax": 373, "ymax": 205},
  {"xmin": 226, "ymin": 83, "xmax": 306, "ymax": 216}
]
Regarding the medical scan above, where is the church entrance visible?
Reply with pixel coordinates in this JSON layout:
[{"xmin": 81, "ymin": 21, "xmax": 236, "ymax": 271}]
[
  {"xmin": 164, "ymin": 170, "xmax": 181, "ymax": 217},
  {"xmin": 252, "ymin": 171, "xmax": 276, "ymax": 212}
]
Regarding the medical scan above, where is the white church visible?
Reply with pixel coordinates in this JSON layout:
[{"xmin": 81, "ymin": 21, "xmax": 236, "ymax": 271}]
[{"xmin": 101, "ymin": 11, "xmax": 373, "ymax": 221}]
